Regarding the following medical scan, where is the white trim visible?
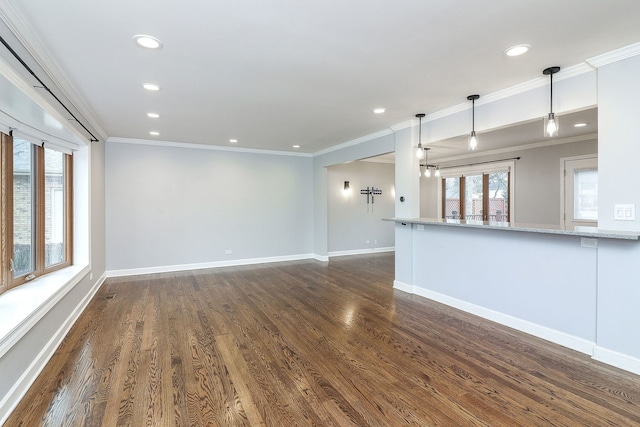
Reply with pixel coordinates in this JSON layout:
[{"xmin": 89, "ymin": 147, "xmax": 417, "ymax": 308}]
[
  {"xmin": 0, "ymin": 272, "xmax": 104, "ymax": 425},
  {"xmin": 0, "ymin": 265, "xmax": 90, "ymax": 359},
  {"xmin": 106, "ymin": 253, "xmax": 322, "ymax": 278},
  {"xmin": 312, "ymin": 128, "xmax": 394, "ymax": 157},
  {"xmin": 328, "ymin": 247, "xmax": 395, "ymax": 258},
  {"xmin": 0, "ymin": 3, "xmax": 108, "ymax": 140},
  {"xmin": 313, "ymin": 254, "xmax": 329, "ymax": 262},
  {"xmin": 432, "ymin": 133, "xmax": 597, "ymax": 164},
  {"xmin": 592, "ymin": 346, "xmax": 640, "ymax": 376},
  {"xmin": 410, "ymin": 284, "xmax": 596, "ymax": 355},
  {"xmin": 107, "ymin": 137, "xmax": 313, "ymax": 158},
  {"xmin": 586, "ymin": 41, "xmax": 640, "ymax": 68},
  {"xmin": 559, "ymin": 154, "xmax": 598, "ymax": 228},
  {"xmin": 424, "ymin": 63, "xmax": 594, "ymax": 123},
  {"xmin": 393, "ymin": 280, "xmax": 413, "ymax": 293}
]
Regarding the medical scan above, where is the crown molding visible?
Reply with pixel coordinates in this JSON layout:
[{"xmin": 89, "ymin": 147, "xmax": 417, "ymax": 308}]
[
  {"xmin": 586, "ymin": 41, "xmax": 640, "ymax": 68},
  {"xmin": 0, "ymin": 1, "xmax": 108, "ymax": 140},
  {"xmin": 107, "ymin": 137, "xmax": 314, "ymax": 157},
  {"xmin": 312, "ymin": 127, "xmax": 394, "ymax": 157},
  {"xmin": 432, "ymin": 133, "xmax": 598, "ymax": 164},
  {"xmin": 424, "ymin": 63, "xmax": 595, "ymax": 123}
]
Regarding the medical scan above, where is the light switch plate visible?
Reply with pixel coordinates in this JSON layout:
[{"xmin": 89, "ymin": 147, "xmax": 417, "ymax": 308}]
[{"xmin": 614, "ymin": 204, "xmax": 636, "ymax": 221}]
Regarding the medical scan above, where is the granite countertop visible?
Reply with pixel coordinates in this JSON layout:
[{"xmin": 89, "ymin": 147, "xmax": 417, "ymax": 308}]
[{"xmin": 385, "ymin": 217, "xmax": 640, "ymax": 241}]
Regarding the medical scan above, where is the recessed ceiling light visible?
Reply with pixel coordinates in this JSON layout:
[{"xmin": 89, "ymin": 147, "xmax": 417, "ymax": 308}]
[
  {"xmin": 149, "ymin": 131, "xmax": 160, "ymax": 136},
  {"xmin": 292, "ymin": 145, "xmax": 300, "ymax": 148},
  {"xmin": 133, "ymin": 34, "xmax": 163, "ymax": 49},
  {"xmin": 229, "ymin": 139, "xmax": 238, "ymax": 143},
  {"xmin": 142, "ymin": 83, "xmax": 161, "ymax": 91},
  {"xmin": 504, "ymin": 44, "xmax": 531, "ymax": 57},
  {"xmin": 574, "ymin": 122, "xmax": 588, "ymax": 127},
  {"xmin": 147, "ymin": 112, "xmax": 160, "ymax": 118},
  {"xmin": 373, "ymin": 107, "xmax": 386, "ymax": 114}
]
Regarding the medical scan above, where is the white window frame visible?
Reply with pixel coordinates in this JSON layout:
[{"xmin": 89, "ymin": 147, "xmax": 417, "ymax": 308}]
[{"xmin": 436, "ymin": 160, "xmax": 516, "ymax": 220}]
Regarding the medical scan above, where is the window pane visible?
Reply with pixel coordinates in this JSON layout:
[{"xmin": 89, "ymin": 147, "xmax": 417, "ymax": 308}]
[
  {"xmin": 574, "ymin": 168, "xmax": 598, "ymax": 220},
  {"xmin": 488, "ymin": 171, "xmax": 509, "ymax": 221},
  {"xmin": 444, "ymin": 177, "xmax": 460, "ymax": 218},
  {"xmin": 45, "ymin": 148, "xmax": 66, "ymax": 266},
  {"xmin": 13, "ymin": 139, "xmax": 35, "ymax": 277},
  {"xmin": 464, "ymin": 175, "xmax": 483, "ymax": 220}
]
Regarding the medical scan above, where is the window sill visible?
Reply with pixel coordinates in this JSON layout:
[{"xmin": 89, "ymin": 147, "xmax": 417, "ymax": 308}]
[{"xmin": 0, "ymin": 264, "xmax": 90, "ymax": 358}]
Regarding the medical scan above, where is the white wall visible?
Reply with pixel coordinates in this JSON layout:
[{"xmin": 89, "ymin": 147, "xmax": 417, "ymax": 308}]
[
  {"xmin": 420, "ymin": 138, "xmax": 598, "ymax": 224},
  {"xmin": 593, "ymin": 54, "xmax": 640, "ymax": 370},
  {"xmin": 313, "ymin": 132, "xmax": 396, "ymax": 258},
  {"xmin": 327, "ymin": 161, "xmax": 395, "ymax": 253},
  {"xmin": 105, "ymin": 142, "xmax": 314, "ymax": 272}
]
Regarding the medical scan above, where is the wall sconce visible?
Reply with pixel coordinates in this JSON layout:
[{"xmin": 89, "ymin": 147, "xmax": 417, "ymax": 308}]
[
  {"xmin": 344, "ymin": 180, "xmax": 350, "ymax": 190},
  {"xmin": 543, "ymin": 66, "xmax": 560, "ymax": 137},
  {"xmin": 415, "ymin": 113, "xmax": 426, "ymax": 159},
  {"xmin": 467, "ymin": 94, "xmax": 480, "ymax": 150}
]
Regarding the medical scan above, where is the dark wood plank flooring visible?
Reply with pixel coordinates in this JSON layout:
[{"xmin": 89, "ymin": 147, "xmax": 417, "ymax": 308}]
[{"xmin": 6, "ymin": 253, "xmax": 640, "ymax": 426}]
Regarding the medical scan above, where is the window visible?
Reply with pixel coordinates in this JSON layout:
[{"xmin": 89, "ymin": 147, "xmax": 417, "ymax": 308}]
[
  {"xmin": 439, "ymin": 161, "xmax": 513, "ymax": 222},
  {"xmin": 1, "ymin": 132, "xmax": 73, "ymax": 294}
]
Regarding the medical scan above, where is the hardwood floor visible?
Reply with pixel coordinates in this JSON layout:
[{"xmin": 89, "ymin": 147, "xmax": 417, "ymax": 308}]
[{"xmin": 6, "ymin": 253, "xmax": 640, "ymax": 426}]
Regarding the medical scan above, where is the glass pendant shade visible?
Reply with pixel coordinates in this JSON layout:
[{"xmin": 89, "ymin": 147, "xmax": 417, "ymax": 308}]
[
  {"xmin": 468, "ymin": 131, "xmax": 478, "ymax": 150},
  {"xmin": 544, "ymin": 112, "xmax": 559, "ymax": 137},
  {"xmin": 467, "ymin": 94, "xmax": 480, "ymax": 150},
  {"xmin": 435, "ymin": 167, "xmax": 441, "ymax": 177},
  {"xmin": 416, "ymin": 145, "xmax": 424, "ymax": 159},
  {"xmin": 543, "ymin": 66, "xmax": 561, "ymax": 138}
]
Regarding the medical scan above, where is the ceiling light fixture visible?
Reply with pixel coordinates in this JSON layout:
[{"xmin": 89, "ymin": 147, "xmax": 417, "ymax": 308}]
[
  {"xmin": 543, "ymin": 66, "xmax": 561, "ymax": 137},
  {"xmin": 415, "ymin": 113, "xmax": 425, "ymax": 159},
  {"xmin": 142, "ymin": 83, "xmax": 161, "ymax": 91},
  {"xmin": 574, "ymin": 122, "xmax": 587, "ymax": 128},
  {"xmin": 467, "ymin": 94, "xmax": 480, "ymax": 150},
  {"xmin": 149, "ymin": 131, "xmax": 159, "ymax": 136},
  {"xmin": 373, "ymin": 107, "xmax": 386, "ymax": 114},
  {"xmin": 229, "ymin": 139, "xmax": 238, "ymax": 143},
  {"xmin": 293, "ymin": 145, "xmax": 300, "ymax": 148},
  {"xmin": 147, "ymin": 112, "xmax": 160, "ymax": 118},
  {"xmin": 504, "ymin": 44, "xmax": 531, "ymax": 57},
  {"xmin": 133, "ymin": 34, "xmax": 163, "ymax": 49}
]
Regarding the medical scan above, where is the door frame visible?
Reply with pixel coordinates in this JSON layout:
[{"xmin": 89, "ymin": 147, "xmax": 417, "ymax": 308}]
[{"xmin": 560, "ymin": 154, "xmax": 598, "ymax": 229}]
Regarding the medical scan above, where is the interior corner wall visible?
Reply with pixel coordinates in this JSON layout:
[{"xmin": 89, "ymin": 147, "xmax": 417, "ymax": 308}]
[
  {"xmin": 327, "ymin": 161, "xmax": 395, "ymax": 253},
  {"xmin": 312, "ymin": 133, "xmax": 395, "ymax": 258},
  {"xmin": 105, "ymin": 142, "xmax": 314, "ymax": 271}
]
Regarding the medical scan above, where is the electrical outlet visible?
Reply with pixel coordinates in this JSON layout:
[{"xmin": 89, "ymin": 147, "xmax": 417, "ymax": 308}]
[
  {"xmin": 365, "ymin": 240, "xmax": 370, "ymax": 245},
  {"xmin": 225, "ymin": 249, "xmax": 232, "ymax": 255},
  {"xmin": 614, "ymin": 204, "xmax": 635, "ymax": 221}
]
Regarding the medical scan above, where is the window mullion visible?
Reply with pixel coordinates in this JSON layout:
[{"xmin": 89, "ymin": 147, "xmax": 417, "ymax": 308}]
[
  {"xmin": 0, "ymin": 133, "xmax": 12, "ymax": 293},
  {"xmin": 482, "ymin": 174, "xmax": 489, "ymax": 221},
  {"xmin": 35, "ymin": 145, "xmax": 45, "ymax": 275}
]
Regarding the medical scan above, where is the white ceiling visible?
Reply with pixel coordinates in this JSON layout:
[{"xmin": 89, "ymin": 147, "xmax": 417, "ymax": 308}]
[{"xmin": 2, "ymin": 1, "xmax": 640, "ymax": 154}]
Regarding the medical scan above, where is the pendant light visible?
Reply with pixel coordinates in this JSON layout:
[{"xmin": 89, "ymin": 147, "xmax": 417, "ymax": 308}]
[
  {"xmin": 543, "ymin": 66, "xmax": 560, "ymax": 137},
  {"xmin": 421, "ymin": 147, "xmax": 431, "ymax": 178},
  {"xmin": 467, "ymin": 95, "xmax": 480, "ymax": 150},
  {"xmin": 415, "ymin": 113, "xmax": 426, "ymax": 159}
]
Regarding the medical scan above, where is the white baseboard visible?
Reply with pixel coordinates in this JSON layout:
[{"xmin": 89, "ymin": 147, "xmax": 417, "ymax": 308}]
[
  {"xmin": 328, "ymin": 247, "xmax": 395, "ymax": 258},
  {"xmin": 313, "ymin": 254, "xmax": 329, "ymax": 262},
  {"xmin": 393, "ymin": 280, "xmax": 413, "ymax": 293},
  {"xmin": 593, "ymin": 346, "xmax": 640, "ymax": 375},
  {"xmin": 0, "ymin": 273, "xmax": 105, "ymax": 425},
  {"xmin": 403, "ymin": 283, "xmax": 595, "ymax": 356},
  {"xmin": 107, "ymin": 253, "xmax": 321, "ymax": 277}
]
